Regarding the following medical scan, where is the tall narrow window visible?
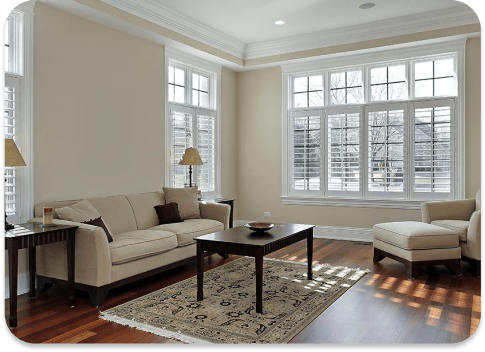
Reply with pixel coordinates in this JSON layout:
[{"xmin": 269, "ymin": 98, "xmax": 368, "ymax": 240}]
[
  {"xmin": 368, "ymin": 107, "xmax": 405, "ymax": 195},
  {"xmin": 290, "ymin": 112, "xmax": 321, "ymax": 192},
  {"xmin": 413, "ymin": 102, "xmax": 453, "ymax": 195},
  {"xmin": 166, "ymin": 51, "xmax": 221, "ymax": 197},
  {"xmin": 4, "ymin": 85, "xmax": 18, "ymax": 216},
  {"xmin": 327, "ymin": 110, "xmax": 360, "ymax": 193}
]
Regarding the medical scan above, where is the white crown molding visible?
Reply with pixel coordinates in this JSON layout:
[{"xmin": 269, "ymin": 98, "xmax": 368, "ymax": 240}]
[
  {"xmin": 9, "ymin": 0, "xmax": 36, "ymax": 14},
  {"xmin": 100, "ymin": 0, "xmax": 246, "ymax": 59},
  {"xmin": 246, "ymin": 6, "xmax": 479, "ymax": 60}
]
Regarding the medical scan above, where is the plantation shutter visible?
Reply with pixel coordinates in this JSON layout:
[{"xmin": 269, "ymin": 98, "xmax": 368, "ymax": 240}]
[
  {"xmin": 4, "ymin": 77, "xmax": 21, "ymax": 220},
  {"xmin": 412, "ymin": 99, "xmax": 454, "ymax": 199},
  {"xmin": 196, "ymin": 110, "xmax": 216, "ymax": 193},
  {"xmin": 289, "ymin": 110, "xmax": 322, "ymax": 195},
  {"xmin": 327, "ymin": 107, "xmax": 361, "ymax": 196},
  {"xmin": 171, "ymin": 106, "xmax": 194, "ymax": 188},
  {"xmin": 367, "ymin": 103, "xmax": 406, "ymax": 198}
]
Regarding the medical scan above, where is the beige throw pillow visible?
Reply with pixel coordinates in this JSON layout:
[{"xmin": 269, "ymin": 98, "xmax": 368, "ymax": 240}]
[
  {"xmin": 162, "ymin": 187, "xmax": 201, "ymax": 220},
  {"xmin": 56, "ymin": 199, "xmax": 114, "ymax": 242}
]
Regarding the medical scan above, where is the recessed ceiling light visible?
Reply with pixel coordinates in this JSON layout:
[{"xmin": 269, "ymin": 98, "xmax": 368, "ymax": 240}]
[
  {"xmin": 359, "ymin": 3, "xmax": 375, "ymax": 9},
  {"xmin": 275, "ymin": 20, "xmax": 286, "ymax": 25}
]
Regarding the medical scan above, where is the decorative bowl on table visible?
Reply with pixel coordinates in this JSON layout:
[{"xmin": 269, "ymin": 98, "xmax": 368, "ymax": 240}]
[{"xmin": 244, "ymin": 222, "xmax": 275, "ymax": 232}]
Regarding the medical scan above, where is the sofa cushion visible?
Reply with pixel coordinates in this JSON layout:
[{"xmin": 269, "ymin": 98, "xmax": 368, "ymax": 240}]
[
  {"xmin": 431, "ymin": 220, "xmax": 469, "ymax": 242},
  {"xmin": 154, "ymin": 203, "xmax": 183, "ymax": 225},
  {"xmin": 126, "ymin": 192, "xmax": 166, "ymax": 230},
  {"xmin": 149, "ymin": 219, "xmax": 224, "ymax": 247},
  {"xmin": 56, "ymin": 199, "xmax": 114, "ymax": 242},
  {"xmin": 162, "ymin": 186, "xmax": 201, "ymax": 220},
  {"xmin": 110, "ymin": 230, "xmax": 178, "ymax": 265},
  {"xmin": 373, "ymin": 221, "xmax": 459, "ymax": 250}
]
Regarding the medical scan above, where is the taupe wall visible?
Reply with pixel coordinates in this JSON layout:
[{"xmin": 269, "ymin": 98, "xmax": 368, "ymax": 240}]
[
  {"xmin": 235, "ymin": 37, "xmax": 481, "ymax": 228},
  {"xmin": 33, "ymin": 3, "xmax": 165, "ymax": 203}
]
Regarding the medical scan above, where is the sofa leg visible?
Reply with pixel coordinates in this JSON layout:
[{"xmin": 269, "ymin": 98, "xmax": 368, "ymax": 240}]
[
  {"xmin": 445, "ymin": 259, "xmax": 462, "ymax": 276},
  {"xmin": 87, "ymin": 287, "xmax": 109, "ymax": 308},
  {"xmin": 373, "ymin": 248, "xmax": 385, "ymax": 263},
  {"xmin": 468, "ymin": 259, "xmax": 481, "ymax": 277}
]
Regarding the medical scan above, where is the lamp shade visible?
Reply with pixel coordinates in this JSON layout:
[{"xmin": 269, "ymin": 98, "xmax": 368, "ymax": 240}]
[
  {"xmin": 5, "ymin": 139, "xmax": 26, "ymax": 167},
  {"xmin": 178, "ymin": 148, "xmax": 203, "ymax": 166}
]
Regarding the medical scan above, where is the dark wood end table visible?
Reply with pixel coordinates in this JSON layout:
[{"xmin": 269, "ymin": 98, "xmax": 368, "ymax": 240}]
[
  {"xmin": 195, "ymin": 223, "xmax": 314, "ymax": 314},
  {"xmin": 5, "ymin": 222, "xmax": 78, "ymax": 328}
]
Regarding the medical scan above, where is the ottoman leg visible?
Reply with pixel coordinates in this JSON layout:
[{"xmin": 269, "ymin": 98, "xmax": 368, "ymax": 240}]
[
  {"xmin": 406, "ymin": 261, "xmax": 421, "ymax": 279},
  {"xmin": 373, "ymin": 248, "xmax": 386, "ymax": 263}
]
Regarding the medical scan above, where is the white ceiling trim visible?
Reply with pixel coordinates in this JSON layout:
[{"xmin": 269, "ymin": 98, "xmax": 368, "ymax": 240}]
[
  {"xmin": 99, "ymin": 0, "xmax": 247, "ymax": 59},
  {"xmin": 246, "ymin": 6, "xmax": 479, "ymax": 60},
  {"xmin": 99, "ymin": 0, "xmax": 478, "ymax": 62}
]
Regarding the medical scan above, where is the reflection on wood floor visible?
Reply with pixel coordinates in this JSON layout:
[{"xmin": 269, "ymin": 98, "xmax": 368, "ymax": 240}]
[{"xmin": 5, "ymin": 238, "xmax": 480, "ymax": 344}]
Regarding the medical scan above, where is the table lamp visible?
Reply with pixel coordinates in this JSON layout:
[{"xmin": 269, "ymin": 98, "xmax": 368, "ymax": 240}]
[
  {"xmin": 178, "ymin": 147, "xmax": 203, "ymax": 188},
  {"xmin": 4, "ymin": 139, "xmax": 26, "ymax": 230}
]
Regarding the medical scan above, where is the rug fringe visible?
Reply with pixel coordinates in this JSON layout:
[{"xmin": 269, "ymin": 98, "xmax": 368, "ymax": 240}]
[{"xmin": 99, "ymin": 312, "xmax": 210, "ymax": 344}]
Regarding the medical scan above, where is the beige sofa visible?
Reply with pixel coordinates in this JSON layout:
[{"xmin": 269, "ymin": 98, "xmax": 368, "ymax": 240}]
[
  {"xmin": 421, "ymin": 189, "xmax": 481, "ymax": 276},
  {"xmin": 31, "ymin": 191, "xmax": 230, "ymax": 306}
]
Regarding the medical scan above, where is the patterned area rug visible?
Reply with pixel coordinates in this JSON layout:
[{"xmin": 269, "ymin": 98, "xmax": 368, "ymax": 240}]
[{"xmin": 100, "ymin": 257, "xmax": 368, "ymax": 344}]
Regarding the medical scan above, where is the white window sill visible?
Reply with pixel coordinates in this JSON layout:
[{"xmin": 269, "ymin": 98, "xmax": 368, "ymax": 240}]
[{"xmin": 281, "ymin": 196, "xmax": 425, "ymax": 209}]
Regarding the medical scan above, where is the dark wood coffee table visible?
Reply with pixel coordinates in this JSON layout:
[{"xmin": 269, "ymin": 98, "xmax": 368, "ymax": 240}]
[{"xmin": 195, "ymin": 223, "xmax": 315, "ymax": 314}]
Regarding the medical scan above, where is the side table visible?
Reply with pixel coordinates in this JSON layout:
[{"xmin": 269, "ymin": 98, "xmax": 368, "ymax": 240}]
[
  {"xmin": 5, "ymin": 222, "xmax": 78, "ymax": 328},
  {"xmin": 203, "ymin": 198, "xmax": 235, "ymax": 228}
]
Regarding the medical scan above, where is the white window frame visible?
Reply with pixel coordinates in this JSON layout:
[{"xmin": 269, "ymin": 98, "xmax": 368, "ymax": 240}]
[
  {"xmin": 281, "ymin": 38, "xmax": 466, "ymax": 209},
  {"xmin": 164, "ymin": 48, "xmax": 221, "ymax": 198},
  {"xmin": 3, "ymin": 2, "xmax": 34, "ymax": 224}
]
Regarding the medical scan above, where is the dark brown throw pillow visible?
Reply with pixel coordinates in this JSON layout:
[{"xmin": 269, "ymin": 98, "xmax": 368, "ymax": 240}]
[
  {"xmin": 82, "ymin": 216, "xmax": 114, "ymax": 243},
  {"xmin": 154, "ymin": 202, "xmax": 184, "ymax": 225}
]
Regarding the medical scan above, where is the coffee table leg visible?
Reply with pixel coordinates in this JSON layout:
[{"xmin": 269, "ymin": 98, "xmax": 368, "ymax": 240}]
[
  {"xmin": 255, "ymin": 254, "xmax": 263, "ymax": 313},
  {"xmin": 307, "ymin": 229, "xmax": 313, "ymax": 280},
  {"xmin": 196, "ymin": 241, "xmax": 204, "ymax": 301}
]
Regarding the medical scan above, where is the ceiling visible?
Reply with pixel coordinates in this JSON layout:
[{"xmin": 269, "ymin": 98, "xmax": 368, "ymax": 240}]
[
  {"xmin": 151, "ymin": 0, "xmax": 471, "ymax": 44},
  {"xmin": 36, "ymin": 0, "xmax": 480, "ymax": 70}
]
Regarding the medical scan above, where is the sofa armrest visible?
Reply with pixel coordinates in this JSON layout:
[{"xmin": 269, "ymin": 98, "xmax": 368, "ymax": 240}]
[
  {"xmin": 29, "ymin": 218, "xmax": 112, "ymax": 287},
  {"xmin": 464, "ymin": 210, "xmax": 481, "ymax": 260},
  {"xmin": 198, "ymin": 202, "xmax": 231, "ymax": 230},
  {"xmin": 421, "ymin": 198, "xmax": 475, "ymax": 223}
]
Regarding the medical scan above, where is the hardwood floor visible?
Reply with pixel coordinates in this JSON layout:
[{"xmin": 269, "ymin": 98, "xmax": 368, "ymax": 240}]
[{"xmin": 5, "ymin": 239, "xmax": 481, "ymax": 344}]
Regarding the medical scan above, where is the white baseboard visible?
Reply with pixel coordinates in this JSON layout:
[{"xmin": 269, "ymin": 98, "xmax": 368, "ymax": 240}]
[
  {"xmin": 5, "ymin": 272, "xmax": 31, "ymax": 299},
  {"xmin": 235, "ymin": 220, "xmax": 373, "ymax": 242}
]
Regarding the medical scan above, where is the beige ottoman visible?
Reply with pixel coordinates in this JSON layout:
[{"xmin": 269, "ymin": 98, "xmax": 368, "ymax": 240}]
[{"xmin": 373, "ymin": 221, "xmax": 461, "ymax": 279}]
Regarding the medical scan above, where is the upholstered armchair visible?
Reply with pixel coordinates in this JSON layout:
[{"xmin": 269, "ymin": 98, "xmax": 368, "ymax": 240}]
[{"xmin": 421, "ymin": 190, "xmax": 481, "ymax": 276}]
